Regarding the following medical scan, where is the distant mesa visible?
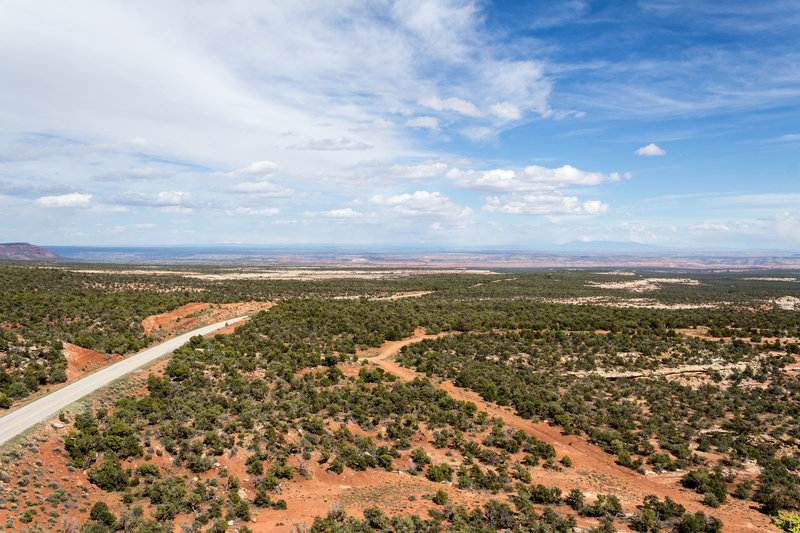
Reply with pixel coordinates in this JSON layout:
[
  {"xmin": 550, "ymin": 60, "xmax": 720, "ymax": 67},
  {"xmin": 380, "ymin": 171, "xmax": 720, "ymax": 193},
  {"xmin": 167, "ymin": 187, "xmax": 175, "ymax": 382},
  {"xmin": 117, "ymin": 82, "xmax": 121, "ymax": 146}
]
[{"xmin": 0, "ymin": 242, "xmax": 61, "ymax": 261}]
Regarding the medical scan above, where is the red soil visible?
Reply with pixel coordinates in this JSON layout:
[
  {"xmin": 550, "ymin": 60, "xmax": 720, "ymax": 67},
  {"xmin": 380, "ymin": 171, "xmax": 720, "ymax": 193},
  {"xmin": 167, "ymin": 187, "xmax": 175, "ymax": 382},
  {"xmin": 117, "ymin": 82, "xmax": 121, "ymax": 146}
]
[
  {"xmin": 62, "ymin": 342, "xmax": 124, "ymax": 381},
  {"xmin": 358, "ymin": 329, "xmax": 776, "ymax": 532},
  {"xmin": 142, "ymin": 303, "xmax": 210, "ymax": 336},
  {"xmin": 142, "ymin": 301, "xmax": 273, "ymax": 339},
  {"xmin": 0, "ymin": 324, "xmax": 777, "ymax": 532}
]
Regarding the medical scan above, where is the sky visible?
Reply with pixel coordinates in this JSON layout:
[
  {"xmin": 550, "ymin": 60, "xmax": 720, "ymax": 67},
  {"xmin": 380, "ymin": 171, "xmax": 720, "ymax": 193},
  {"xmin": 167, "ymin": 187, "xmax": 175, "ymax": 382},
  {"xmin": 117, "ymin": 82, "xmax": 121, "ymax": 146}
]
[{"xmin": 1, "ymin": 0, "xmax": 799, "ymax": 250}]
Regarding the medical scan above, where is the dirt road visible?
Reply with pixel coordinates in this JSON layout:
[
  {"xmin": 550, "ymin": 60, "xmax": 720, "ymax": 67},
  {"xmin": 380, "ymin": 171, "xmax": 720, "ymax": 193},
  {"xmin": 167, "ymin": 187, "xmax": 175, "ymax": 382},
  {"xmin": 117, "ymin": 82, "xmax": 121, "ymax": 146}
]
[{"xmin": 362, "ymin": 329, "xmax": 775, "ymax": 532}]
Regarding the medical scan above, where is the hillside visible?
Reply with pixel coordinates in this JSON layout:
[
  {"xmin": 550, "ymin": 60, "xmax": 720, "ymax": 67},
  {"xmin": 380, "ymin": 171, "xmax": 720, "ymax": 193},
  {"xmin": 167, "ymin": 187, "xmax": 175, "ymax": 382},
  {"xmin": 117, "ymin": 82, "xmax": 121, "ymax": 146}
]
[{"xmin": 0, "ymin": 242, "xmax": 60, "ymax": 261}]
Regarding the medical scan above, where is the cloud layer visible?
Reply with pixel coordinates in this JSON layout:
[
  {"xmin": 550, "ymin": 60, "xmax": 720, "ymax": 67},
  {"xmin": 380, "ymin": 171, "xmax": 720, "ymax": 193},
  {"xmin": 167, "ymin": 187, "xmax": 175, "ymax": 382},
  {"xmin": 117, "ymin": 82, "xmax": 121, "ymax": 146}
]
[{"xmin": 0, "ymin": 1, "xmax": 797, "ymax": 249}]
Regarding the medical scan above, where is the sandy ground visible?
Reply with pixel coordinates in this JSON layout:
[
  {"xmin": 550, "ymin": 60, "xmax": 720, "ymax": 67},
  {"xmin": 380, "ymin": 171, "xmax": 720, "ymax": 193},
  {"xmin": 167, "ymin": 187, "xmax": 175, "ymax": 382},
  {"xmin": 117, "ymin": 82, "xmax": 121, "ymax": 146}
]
[
  {"xmin": 542, "ymin": 296, "xmax": 721, "ymax": 309},
  {"xmin": 586, "ymin": 278, "xmax": 700, "ymax": 292},
  {"xmin": 773, "ymin": 296, "xmax": 800, "ymax": 311},
  {"xmin": 568, "ymin": 361, "xmax": 754, "ymax": 380}
]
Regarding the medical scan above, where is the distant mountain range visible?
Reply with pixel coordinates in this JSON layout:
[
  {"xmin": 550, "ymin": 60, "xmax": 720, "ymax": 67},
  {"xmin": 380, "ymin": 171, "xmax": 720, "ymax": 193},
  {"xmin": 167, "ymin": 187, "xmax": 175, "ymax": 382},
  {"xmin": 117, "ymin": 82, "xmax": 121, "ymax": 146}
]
[{"xmin": 0, "ymin": 242, "xmax": 60, "ymax": 261}]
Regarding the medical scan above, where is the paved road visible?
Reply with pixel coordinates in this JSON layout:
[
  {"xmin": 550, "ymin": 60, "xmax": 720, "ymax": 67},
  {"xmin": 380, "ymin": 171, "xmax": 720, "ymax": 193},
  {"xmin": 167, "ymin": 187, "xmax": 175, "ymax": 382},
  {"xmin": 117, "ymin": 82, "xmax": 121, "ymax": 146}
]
[{"xmin": 0, "ymin": 316, "xmax": 248, "ymax": 446}]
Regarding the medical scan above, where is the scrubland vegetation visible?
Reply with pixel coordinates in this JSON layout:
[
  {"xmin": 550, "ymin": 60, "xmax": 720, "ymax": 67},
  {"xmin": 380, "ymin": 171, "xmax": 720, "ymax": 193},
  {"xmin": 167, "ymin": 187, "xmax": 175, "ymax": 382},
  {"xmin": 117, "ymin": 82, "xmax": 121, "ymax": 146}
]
[{"xmin": 1, "ymin": 263, "xmax": 799, "ymax": 531}]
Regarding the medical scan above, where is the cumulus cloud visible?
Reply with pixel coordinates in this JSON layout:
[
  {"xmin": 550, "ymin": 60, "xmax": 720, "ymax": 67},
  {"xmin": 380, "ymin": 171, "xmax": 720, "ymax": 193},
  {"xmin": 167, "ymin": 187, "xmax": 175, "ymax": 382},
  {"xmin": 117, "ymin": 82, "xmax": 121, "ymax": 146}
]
[
  {"xmin": 322, "ymin": 208, "xmax": 362, "ymax": 218},
  {"xmin": 358, "ymin": 160, "xmax": 449, "ymax": 180},
  {"xmin": 420, "ymin": 96, "xmax": 482, "ymax": 117},
  {"xmin": 113, "ymin": 191, "xmax": 192, "ymax": 207},
  {"xmin": 404, "ymin": 116, "xmax": 440, "ymax": 130},
  {"xmin": 288, "ymin": 137, "xmax": 373, "ymax": 151},
  {"xmin": 154, "ymin": 191, "xmax": 191, "ymax": 205},
  {"xmin": 368, "ymin": 190, "xmax": 472, "ymax": 218},
  {"xmin": 483, "ymin": 192, "xmax": 608, "ymax": 216},
  {"xmin": 635, "ymin": 143, "xmax": 667, "ymax": 156},
  {"xmin": 35, "ymin": 192, "xmax": 92, "ymax": 208},
  {"xmin": 448, "ymin": 164, "xmax": 629, "ymax": 192}
]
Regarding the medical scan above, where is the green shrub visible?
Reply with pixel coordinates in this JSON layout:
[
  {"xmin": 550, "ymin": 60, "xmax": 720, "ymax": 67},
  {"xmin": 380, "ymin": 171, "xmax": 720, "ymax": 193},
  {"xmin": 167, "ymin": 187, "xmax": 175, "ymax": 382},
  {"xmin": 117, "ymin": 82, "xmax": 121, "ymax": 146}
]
[
  {"xmin": 772, "ymin": 511, "xmax": 800, "ymax": 533},
  {"xmin": 87, "ymin": 461, "xmax": 131, "ymax": 492}
]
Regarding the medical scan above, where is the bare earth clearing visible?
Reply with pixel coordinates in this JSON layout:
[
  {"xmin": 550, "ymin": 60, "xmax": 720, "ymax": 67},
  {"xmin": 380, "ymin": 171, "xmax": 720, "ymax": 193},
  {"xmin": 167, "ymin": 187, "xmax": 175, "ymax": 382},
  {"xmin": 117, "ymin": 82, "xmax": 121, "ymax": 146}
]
[
  {"xmin": 542, "ymin": 296, "xmax": 722, "ymax": 310},
  {"xmin": 586, "ymin": 278, "xmax": 701, "ymax": 292}
]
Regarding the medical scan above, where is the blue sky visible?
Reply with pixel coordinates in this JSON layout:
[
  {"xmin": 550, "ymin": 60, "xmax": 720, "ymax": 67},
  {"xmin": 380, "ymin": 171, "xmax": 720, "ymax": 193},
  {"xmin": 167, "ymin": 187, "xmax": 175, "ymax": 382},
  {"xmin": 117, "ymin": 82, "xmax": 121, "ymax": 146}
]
[{"xmin": 1, "ymin": 1, "xmax": 798, "ymax": 249}]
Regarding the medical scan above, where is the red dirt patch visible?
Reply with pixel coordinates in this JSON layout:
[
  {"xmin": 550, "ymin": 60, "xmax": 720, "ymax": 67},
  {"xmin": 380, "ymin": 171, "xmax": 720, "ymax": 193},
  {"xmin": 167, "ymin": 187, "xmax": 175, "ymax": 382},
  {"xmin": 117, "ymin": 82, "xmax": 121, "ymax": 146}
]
[
  {"xmin": 142, "ymin": 301, "xmax": 273, "ymax": 340},
  {"xmin": 62, "ymin": 342, "xmax": 124, "ymax": 381},
  {"xmin": 142, "ymin": 302, "xmax": 210, "ymax": 336}
]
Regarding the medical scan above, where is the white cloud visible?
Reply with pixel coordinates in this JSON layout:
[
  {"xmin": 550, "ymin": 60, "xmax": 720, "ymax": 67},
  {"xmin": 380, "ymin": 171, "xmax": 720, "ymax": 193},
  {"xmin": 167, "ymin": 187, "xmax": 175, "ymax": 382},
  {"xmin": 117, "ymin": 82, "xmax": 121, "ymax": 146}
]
[
  {"xmin": 322, "ymin": 208, "xmax": 362, "ymax": 218},
  {"xmin": 483, "ymin": 192, "xmax": 609, "ymax": 216},
  {"xmin": 635, "ymin": 143, "xmax": 667, "ymax": 156},
  {"xmin": 774, "ymin": 211, "xmax": 800, "ymax": 241},
  {"xmin": 489, "ymin": 101, "xmax": 522, "ymax": 120},
  {"xmin": 404, "ymin": 116, "xmax": 440, "ymax": 130},
  {"xmin": 0, "ymin": 1, "xmax": 562, "ymax": 247},
  {"xmin": 133, "ymin": 223, "xmax": 156, "ymax": 229},
  {"xmin": 420, "ymin": 96, "xmax": 482, "ymax": 117},
  {"xmin": 227, "ymin": 181, "xmax": 291, "ymax": 196},
  {"xmin": 35, "ymin": 193, "xmax": 92, "ymax": 208},
  {"xmin": 230, "ymin": 207, "xmax": 280, "ymax": 216},
  {"xmin": 689, "ymin": 223, "xmax": 730, "ymax": 232},
  {"xmin": 368, "ymin": 190, "xmax": 472, "ymax": 218},
  {"xmin": 448, "ymin": 164, "xmax": 630, "ymax": 192},
  {"xmin": 112, "ymin": 191, "xmax": 192, "ymax": 207},
  {"xmin": 359, "ymin": 160, "xmax": 449, "ymax": 181},
  {"xmin": 159, "ymin": 206, "xmax": 193, "ymax": 214},
  {"xmin": 154, "ymin": 191, "xmax": 191, "ymax": 205},
  {"xmin": 288, "ymin": 138, "xmax": 373, "ymax": 151}
]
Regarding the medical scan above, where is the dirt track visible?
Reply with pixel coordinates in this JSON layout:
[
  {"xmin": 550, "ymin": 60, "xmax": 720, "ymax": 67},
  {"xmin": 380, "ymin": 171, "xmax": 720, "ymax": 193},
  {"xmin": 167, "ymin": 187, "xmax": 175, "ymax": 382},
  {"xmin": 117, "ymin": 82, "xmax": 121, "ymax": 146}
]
[{"xmin": 362, "ymin": 329, "xmax": 775, "ymax": 532}]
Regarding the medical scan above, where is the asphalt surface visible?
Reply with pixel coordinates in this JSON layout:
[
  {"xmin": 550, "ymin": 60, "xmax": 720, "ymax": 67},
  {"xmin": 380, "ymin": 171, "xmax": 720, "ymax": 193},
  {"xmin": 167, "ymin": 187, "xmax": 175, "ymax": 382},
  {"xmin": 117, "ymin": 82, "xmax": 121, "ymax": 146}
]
[{"xmin": 0, "ymin": 316, "xmax": 248, "ymax": 446}]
